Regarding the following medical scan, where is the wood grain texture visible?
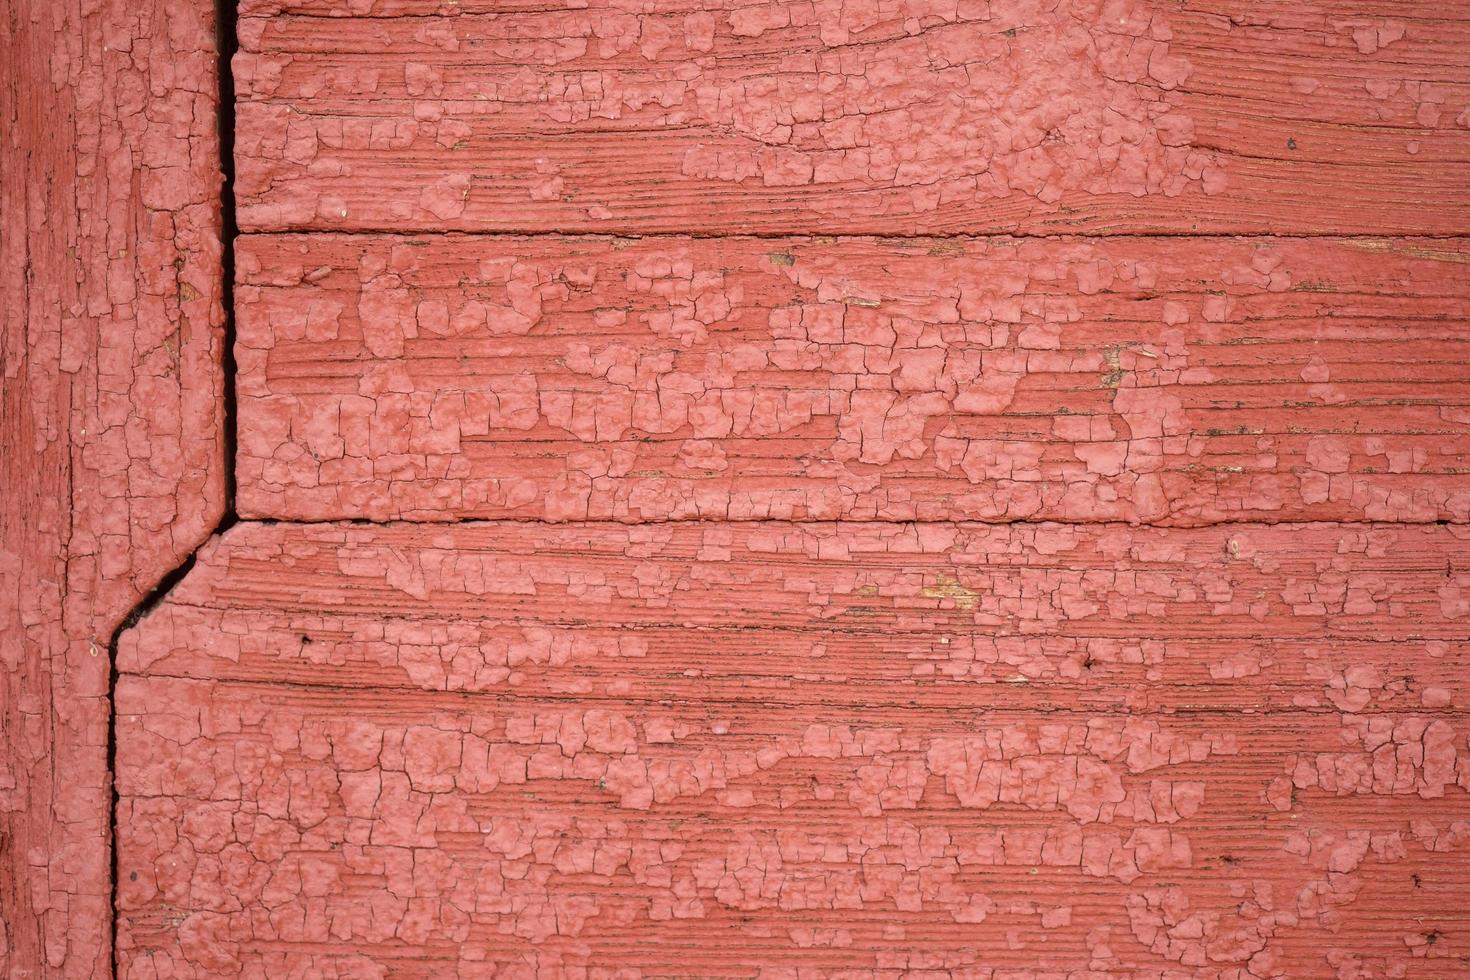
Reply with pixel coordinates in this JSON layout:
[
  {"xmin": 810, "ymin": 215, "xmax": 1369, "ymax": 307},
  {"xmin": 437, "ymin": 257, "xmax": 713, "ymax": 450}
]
[
  {"xmin": 114, "ymin": 520, "xmax": 1470, "ymax": 976},
  {"xmin": 0, "ymin": 1, "xmax": 225, "ymax": 975},
  {"xmin": 236, "ymin": 233, "xmax": 1470, "ymax": 524},
  {"xmin": 232, "ymin": 0, "xmax": 1470, "ymax": 234},
  {"xmin": 70, "ymin": 0, "xmax": 1470, "ymax": 974}
]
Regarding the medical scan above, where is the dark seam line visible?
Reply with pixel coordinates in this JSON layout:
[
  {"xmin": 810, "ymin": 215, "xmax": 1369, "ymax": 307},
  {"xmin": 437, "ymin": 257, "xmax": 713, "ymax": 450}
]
[
  {"xmin": 231, "ymin": 228, "xmax": 1470, "ymax": 242},
  {"xmin": 229, "ymin": 515, "xmax": 1462, "ymax": 530}
]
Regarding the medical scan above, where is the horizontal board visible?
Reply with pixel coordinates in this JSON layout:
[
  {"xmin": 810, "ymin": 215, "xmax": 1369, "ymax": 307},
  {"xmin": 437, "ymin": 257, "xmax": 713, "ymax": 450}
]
[
  {"xmin": 233, "ymin": 0, "xmax": 1470, "ymax": 234},
  {"xmin": 115, "ymin": 675, "xmax": 1470, "ymax": 976},
  {"xmin": 119, "ymin": 520, "xmax": 1470, "ymax": 708},
  {"xmin": 235, "ymin": 234, "xmax": 1470, "ymax": 524},
  {"xmin": 114, "ymin": 521, "xmax": 1470, "ymax": 975}
]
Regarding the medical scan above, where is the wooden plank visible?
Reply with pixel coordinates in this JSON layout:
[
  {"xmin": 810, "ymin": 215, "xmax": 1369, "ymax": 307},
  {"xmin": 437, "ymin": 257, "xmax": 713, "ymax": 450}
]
[
  {"xmin": 114, "ymin": 675, "xmax": 1470, "ymax": 976},
  {"xmin": 235, "ymin": 234, "xmax": 1470, "ymax": 524},
  {"xmin": 0, "ymin": 1, "xmax": 225, "ymax": 976},
  {"xmin": 233, "ymin": 0, "xmax": 1470, "ymax": 234},
  {"xmin": 120, "ymin": 520, "xmax": 1470, "ymax": 707},
  {"xmin": 115, "ymin": 520, "xmax": 1470, "ymax": 975}
]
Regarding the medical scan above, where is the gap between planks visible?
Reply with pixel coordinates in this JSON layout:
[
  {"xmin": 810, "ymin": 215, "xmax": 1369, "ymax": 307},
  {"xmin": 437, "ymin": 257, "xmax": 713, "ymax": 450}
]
[{"xmin": 233, "ymin": 228, "xmax": 1470, "ymax": 243}]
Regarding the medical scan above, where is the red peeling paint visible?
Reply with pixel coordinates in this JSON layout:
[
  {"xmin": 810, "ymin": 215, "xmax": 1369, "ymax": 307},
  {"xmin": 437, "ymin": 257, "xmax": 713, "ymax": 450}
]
[
  {"xmin": 115, "ymin": 522, "xmax": 1470, "ymax": 975},
  {"xmin": 230, "ymin": 0, "xmax": 1470, "ymax": 235},
  {"xmin": 1, "ymin": 0, "xmax": 226, "ymax": 976},
  {"xmin": 5, "ymin": 0, "xmax": 1470, "ymax": 977},
  {"xmin": 233, "ymin": 234, "xmax": 1470, "ymax": 525}
]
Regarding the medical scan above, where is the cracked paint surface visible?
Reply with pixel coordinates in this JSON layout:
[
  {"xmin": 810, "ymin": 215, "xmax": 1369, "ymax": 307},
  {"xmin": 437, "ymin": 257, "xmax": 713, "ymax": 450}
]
[
  {"xmin": 114, "ymin": 522, "xmax": 1470, "ymax": 975},
  {"xmin": 0, "ymin": 0, "xmax": 226, "ymax": 976},
  {"xmin": 0, "ymin": 0, "xmax": 1455, "ymax": 974},
  {"xmin": 235, "ymin": 234, "xmax": 1470, "ymax": 524},
  {"xmin": 230, "ymin": 0, "xmax": 1470, "ymax": 234}
]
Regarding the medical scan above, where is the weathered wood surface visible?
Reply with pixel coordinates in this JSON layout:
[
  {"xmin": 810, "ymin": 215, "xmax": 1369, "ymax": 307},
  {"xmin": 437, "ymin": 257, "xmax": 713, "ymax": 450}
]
[
  {"xmin": 35, "ymin": 0, "xmax": 1460, "ymax": 974},
  {"xmin": 236, "ymin": 234, "xmax": 1470, "ymax": 524},
  {"xmin": 232, "ymin": 0, "xmax": 1470, "ymax": 234},
  {"xmin": 115, "ymin": 521, "xmax": 1470, "ymax": 975},
  {"xmin": 0, "ymin": 0, "xmax": 225, "ymax": 976}
]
